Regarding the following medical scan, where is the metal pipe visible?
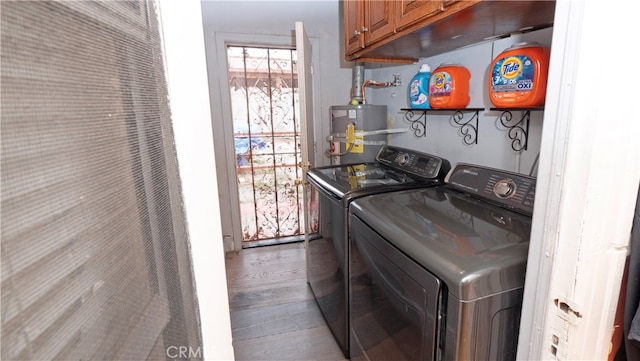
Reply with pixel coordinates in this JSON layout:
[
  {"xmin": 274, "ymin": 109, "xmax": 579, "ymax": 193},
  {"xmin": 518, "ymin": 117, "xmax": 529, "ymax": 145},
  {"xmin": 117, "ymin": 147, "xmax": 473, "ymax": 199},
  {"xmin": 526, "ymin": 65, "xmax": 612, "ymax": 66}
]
[{"xmin": 351, "ymin": 62, "xmax": 365, "ymax": 103}]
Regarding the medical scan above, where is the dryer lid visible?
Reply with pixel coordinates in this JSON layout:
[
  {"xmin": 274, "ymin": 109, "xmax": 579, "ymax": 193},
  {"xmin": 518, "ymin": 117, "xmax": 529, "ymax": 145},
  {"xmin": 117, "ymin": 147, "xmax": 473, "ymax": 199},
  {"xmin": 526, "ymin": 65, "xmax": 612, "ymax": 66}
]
[{"xmin": 350, "ymin": 186, "xmax": 532, "ymax": 301}]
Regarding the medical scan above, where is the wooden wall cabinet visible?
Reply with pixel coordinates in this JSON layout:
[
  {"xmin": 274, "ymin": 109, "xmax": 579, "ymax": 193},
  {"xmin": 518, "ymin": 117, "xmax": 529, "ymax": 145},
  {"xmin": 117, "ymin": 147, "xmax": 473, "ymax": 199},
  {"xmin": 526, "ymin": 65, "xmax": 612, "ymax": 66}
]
[
  {"xmin": 344, "ymin": 0, "xmax": 556, "ymax": 64},
  {"xmin": 345, "ymin": 0, "xmax": 396, "ymax": 56},
  {"xmin": 395, "ymin": 0, "xmax": 444, "ymax": 32},
  {"xmin": 344, "ymin": 0, "xmax": 362, "ymax": 55}
]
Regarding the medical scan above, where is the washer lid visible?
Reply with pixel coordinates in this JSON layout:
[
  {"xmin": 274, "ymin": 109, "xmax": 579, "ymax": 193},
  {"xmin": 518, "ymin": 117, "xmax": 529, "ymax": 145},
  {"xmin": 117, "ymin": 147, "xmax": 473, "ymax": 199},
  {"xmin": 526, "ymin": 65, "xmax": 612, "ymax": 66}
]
[
  {"xmin": 350, "ymin": 186, "xmax": 532, "ymax": 301},
  {"xmin": 307, "ymin": 146, "xmax": 451, "ymax": 203},
  {"xmin": 307, "ymin": 163, "xmax": 440, "ymax": 204}
]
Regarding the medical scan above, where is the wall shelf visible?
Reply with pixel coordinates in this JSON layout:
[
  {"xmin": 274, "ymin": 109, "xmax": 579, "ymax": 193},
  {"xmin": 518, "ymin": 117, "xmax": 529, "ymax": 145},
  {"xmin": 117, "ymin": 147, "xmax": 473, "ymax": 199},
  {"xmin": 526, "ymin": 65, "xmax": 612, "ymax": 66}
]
[
  {"xmin": 490, "ymin": 108, "xmax": 543, "ymax": 152},
  {"xmin": 401, "ymin": 108, "xmax": 483, "ymax": 145},
  {"xmin": 401, "ymin": 107, "xmax": 544, "ymax": 152}
]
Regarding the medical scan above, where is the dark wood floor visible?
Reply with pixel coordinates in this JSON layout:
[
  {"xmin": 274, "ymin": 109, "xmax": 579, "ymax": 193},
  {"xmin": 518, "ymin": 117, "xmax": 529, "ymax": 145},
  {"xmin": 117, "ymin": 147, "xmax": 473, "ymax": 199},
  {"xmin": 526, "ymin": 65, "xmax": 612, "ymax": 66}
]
[{"xmin": 225, "ymin": 242, "xmax": 349, "ymax": 361}]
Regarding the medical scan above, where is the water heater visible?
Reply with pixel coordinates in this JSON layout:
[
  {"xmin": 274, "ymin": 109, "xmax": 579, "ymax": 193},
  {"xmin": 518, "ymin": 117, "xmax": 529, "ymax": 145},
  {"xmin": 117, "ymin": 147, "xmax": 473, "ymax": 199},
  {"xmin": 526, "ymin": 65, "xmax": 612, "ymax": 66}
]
[{"xmin": 328, "ymin": 104, "xmax": 387, "ymax": 165}]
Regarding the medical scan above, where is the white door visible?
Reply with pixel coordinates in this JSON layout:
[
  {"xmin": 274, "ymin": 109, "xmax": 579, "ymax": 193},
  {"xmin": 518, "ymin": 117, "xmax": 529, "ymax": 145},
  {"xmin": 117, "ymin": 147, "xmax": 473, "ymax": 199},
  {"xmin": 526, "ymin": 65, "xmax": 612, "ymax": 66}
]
[
  {"xmin": 295, "ymin": 21, "xmax": 315, "ymax": 276},
  {"xmin": 296, "ymin": 21, "xmax": 315, "ymax": 182}
]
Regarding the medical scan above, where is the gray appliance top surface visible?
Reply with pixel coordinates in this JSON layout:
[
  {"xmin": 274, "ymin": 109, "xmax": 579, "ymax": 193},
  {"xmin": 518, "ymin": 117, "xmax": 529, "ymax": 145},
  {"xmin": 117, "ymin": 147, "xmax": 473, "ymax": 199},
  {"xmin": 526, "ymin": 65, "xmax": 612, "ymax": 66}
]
[
  {"xmin": 308, "ymin": 163, "xmax": 434, "ymax": 204},
  {"xmin": 307, "ymin": 146, "xmax": 450, "ymax": 205},
  {"xmin": 350, "ymin": 186, "xmax": 532, "ymax": 301}
]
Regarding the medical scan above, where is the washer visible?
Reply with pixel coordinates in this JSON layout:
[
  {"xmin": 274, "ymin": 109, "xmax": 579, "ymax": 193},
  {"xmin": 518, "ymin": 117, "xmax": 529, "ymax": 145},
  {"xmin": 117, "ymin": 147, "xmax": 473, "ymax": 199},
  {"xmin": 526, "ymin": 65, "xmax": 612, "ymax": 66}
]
[
  {"xmin": 348, "ymin": 163, "xmax": 536, "ymax": 360},
  {"xmin": 307, "ymin": 146, "xmax": 451, "ymax": 357}
]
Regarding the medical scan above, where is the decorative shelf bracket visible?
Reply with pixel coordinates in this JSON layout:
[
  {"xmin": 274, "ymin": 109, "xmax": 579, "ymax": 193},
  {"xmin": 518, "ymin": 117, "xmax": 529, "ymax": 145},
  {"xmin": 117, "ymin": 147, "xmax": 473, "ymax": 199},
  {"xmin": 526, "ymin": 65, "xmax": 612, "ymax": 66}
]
[
  {"xmin": 402, "ymin": 109, "xmax": 427, "ymax": 137},
  {"xmin": 449, "ymin": 109, "xmax": 479, "ymax": 145},
  {"xmin": 401, "ymin": 108, "xmax": 483, "ymax": 144},
  {"xmin": 401, "ymin": 108, "xmax": 541, "ymax": 152},
  {"xmin": 494, "ymin": 109, "xmax": 532, "ymax": 152}
]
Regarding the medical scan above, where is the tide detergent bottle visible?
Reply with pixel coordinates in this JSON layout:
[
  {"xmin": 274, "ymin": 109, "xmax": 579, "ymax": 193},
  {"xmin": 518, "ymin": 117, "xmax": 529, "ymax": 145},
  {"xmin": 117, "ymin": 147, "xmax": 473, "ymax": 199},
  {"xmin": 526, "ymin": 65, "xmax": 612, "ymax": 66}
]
[
  {"xmin": 489, "ymin": 42, "xmax": 550, "ymax": 108},
  {"xmin": 428, "ymin": 63, "xmax": 470, "ymax": 109},
  {"xmin": 408, "ymin": 64, "xmax": 431, "ymax": 109}
]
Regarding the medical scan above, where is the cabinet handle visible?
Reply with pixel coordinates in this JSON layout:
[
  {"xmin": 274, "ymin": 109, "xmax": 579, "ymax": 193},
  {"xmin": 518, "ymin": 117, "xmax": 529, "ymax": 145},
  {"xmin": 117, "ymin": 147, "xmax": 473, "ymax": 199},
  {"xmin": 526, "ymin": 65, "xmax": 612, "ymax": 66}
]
[
  {"xmin": 354, "ymin": 30, "xmax": 361, "ymax": 36},
  {"xmin": 361, "ymin": 27, "xmax": 368, "ymax": 33}
]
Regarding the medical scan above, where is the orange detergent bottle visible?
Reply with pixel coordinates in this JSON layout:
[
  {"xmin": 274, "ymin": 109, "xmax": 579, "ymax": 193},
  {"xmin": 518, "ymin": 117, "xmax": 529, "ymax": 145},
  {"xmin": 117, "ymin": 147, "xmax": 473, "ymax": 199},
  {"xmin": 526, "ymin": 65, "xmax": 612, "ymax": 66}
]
[
  {"xmin": 428, "ymin": 63, "xmax": 470, "ymax": 109},
  {"xmin": 489, "ymin": 42, "xmax": 550, "ymax": 108}
]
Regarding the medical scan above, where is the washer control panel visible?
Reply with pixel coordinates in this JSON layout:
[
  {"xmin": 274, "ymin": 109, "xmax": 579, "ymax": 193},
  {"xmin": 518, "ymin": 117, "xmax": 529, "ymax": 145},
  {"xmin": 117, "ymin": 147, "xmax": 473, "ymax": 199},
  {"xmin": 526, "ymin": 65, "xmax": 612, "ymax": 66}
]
[
  {"xmin": 376, "ymin": 146, "xmax": 451, "ymax": 180},
  {"xmin": 395, "ymin": 152, "xmax": 411, "ymax": 166},
  {"xmin": 445, "ymin": 163, "xmax": 536, "ymax": 215},
  {"xmin": 493, "ymin": 178, "xmax": 517, "ymax": 199}
]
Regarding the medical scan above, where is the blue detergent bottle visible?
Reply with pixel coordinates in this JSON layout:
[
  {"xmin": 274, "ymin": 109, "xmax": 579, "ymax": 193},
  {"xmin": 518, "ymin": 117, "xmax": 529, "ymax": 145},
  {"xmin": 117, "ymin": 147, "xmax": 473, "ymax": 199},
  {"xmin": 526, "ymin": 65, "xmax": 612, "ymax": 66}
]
[{"xmin": 408, "ymin": 64, "xmax": 431, "ymax": 109}]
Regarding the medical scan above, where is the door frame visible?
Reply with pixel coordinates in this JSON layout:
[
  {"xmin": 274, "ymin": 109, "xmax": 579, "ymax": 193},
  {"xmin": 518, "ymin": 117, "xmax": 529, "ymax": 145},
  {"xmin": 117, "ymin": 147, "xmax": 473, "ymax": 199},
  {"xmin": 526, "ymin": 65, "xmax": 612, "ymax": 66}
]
[
  {"xmin": 517, "ymin": 1, "xmax": 640, "ymax": 359},
  {"xmin": 207, "ymin": 31, "xmax": 321, "ymax": 252}
]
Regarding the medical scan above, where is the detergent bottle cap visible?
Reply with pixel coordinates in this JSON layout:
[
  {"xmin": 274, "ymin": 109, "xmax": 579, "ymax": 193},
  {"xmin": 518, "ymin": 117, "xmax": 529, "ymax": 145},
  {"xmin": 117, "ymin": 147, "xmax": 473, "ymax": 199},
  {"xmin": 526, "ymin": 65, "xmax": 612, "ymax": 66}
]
[
  {"xmin": 508, "ymin": 41, "xmax": 541, "ymax": 50},
  {"xmin": 419, "ymin": 64, "xmax": 431, "ymax": 72}
]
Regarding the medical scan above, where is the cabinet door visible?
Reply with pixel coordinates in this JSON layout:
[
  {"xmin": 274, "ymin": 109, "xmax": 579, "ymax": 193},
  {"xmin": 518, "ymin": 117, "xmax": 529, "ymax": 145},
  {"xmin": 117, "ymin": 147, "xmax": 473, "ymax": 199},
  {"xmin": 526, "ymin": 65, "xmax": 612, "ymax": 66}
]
[
  {"xmin": 395, "ymin": 0, "xmax": 444, "ymax": 31},
  {"xmin": 363, "ymin": 0, "xmax": 395, "ymax": 46},
  {"xmin": 345, "ymin": 0, "xmax": 363, "ymax": 55}
]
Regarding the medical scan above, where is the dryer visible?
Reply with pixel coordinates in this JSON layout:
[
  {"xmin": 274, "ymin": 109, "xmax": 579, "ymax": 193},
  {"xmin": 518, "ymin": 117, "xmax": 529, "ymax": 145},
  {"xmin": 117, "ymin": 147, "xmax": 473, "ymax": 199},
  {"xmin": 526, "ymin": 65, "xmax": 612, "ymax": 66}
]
[{"xmin": 348, "ymin": 163, "xmax": 536, "ymax": 360}]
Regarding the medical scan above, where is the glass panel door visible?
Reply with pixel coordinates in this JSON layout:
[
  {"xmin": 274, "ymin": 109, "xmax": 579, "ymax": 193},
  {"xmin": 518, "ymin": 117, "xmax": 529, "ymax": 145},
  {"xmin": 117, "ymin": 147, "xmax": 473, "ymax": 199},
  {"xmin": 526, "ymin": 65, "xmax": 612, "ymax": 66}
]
[{"xmin": 227, "ymin": 46, "xmax": 303, "ymax": 245}]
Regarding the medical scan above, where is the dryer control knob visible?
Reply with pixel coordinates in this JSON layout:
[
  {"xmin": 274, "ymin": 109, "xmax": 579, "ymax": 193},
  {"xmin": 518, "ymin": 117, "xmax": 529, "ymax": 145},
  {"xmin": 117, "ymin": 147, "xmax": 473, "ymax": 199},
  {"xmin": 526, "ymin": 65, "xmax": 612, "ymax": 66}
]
[
  {"xmin": 396, "ymin": 153, "xmax": 410, "ymax": 166},
  {"xmin": 494, "ymin": 179, "xmax": 516, "ymax": 198}
]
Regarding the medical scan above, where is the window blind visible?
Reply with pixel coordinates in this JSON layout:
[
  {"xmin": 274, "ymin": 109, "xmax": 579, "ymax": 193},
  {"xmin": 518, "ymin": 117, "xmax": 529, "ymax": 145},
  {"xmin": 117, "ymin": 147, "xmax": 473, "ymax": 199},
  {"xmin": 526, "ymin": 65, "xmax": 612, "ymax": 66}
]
[{"xmin": 1, "ymin": 1, "xmax": 201, "ymax": 360}]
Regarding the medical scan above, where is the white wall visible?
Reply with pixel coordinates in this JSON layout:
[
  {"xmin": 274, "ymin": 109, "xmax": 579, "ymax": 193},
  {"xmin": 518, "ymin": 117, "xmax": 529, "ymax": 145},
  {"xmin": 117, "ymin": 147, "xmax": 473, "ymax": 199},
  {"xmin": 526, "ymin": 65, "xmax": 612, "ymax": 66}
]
[
  {"xmin": 367, "ymin": 27, "xmax": 554, "ymax": 175},
  {"xmin": 159, "ymin": 0, "xmax": 234, "ymax": 359},
  {"xmin": 201, "ymin": 0, "xmax": 352, "ymax": 251}
]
